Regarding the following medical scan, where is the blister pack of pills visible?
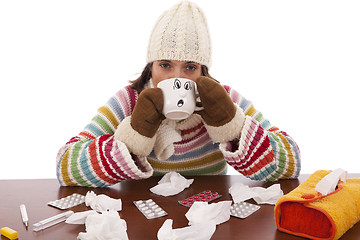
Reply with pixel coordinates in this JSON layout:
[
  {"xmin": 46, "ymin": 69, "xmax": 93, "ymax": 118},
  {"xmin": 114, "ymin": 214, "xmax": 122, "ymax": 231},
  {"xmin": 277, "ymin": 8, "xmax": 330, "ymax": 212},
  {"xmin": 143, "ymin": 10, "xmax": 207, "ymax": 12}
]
[
  {"xmin": 178, "ymin": 190, "xmax": 222, "ymax": 207},
  {"xmin": 230, "ymin": 202, "xmax": 260, "ymax": 219},
  {"xmin": 48, "ymin": 193, "xmax": 85, "ymax": 210},
  {"xmin": 133, "ymin": 199, "xmax": 168, "ymax": 219}
]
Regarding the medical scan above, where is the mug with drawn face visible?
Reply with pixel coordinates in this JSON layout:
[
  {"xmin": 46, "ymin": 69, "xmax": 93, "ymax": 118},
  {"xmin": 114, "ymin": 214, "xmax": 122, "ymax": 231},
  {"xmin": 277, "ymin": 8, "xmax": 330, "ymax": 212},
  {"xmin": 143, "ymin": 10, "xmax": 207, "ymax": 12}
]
[{"xmin": 157, "ymin": 78, "xmax": 202, "ymax": 120}]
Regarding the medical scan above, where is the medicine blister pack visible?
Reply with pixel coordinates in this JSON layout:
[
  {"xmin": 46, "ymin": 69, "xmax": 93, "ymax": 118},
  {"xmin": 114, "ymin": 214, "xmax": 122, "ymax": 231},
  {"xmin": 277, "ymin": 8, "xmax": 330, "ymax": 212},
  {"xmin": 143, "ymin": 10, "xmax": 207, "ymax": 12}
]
[
  {"xmin": 178, "ymin": 190, "xmax": 222, "ymax": 207},
  {"xmin": 48, "ymin": 193, "xmax": 85, "ymax": 210},
  {"xmin": 230, "ymin": 202, "xmax": 260, "ymax": 219},
  {"xmin": 133, "ymin": 199, "xmax": 168, "ymax": 219}
]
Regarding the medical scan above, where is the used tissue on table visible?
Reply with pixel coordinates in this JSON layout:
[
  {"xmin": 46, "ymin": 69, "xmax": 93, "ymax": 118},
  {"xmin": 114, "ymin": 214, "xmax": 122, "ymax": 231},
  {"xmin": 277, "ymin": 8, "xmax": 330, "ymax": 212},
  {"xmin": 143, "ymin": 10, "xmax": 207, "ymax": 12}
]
[
  {"xmin": 66, "ymin": 210, "xmax": 97, "ymax": 224},
  {"xmin": 229, "ymin": 182, "xmax": 283, "ymax": 204},
  {"xmin": 157, "ymin": 219, "xmax": 216, "ymax": 240},
  {"xmin": 66, "ymin": 192, "xmax": 127, "ymax": 240},
  {"xmin": 150, "ymin": 172, "xmax": 194, "ymax": 196},
  {"xmin": 85, "ymin": 191, "xmax": 122, "ymax": 212},
  {"xmin": 77, "ymin": 210, "xmax": 128, "ymax": 240},
  {"xmin": 185, "ymin": 201, "xmax": 232, "ymax": 225},
  {"xmin": 158, "ymin": 201, "xmax": 231, "ymax": 240}
]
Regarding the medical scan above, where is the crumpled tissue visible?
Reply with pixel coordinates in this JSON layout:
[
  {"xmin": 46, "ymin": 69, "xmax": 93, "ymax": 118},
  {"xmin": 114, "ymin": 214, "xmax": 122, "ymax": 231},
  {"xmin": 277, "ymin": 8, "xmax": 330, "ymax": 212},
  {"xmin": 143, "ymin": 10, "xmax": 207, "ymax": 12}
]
[
  {"xmin": 76, "ymin": 210, "xmax": 128, "ymax": 240},
  {"xmin": 66, "ymin": 210, "xmax": 97, "ymax": 224},
  {"xmin": 157, "ymin": 201, "xmax": 231, "ymax": 240},
  {"xmin": 66, "ymin": 192, "xmax": 127, "ymax": 240},
  {"xmin": 229, "ymin": 182, "xmax": 283, "ymax": 205},
  {"xmin": 185, "ymin": 201, "xmax": 232, "ymax": 225},
  {"xmin": 315, "ymin": 168, "xmax": 347, "ymax": 195},
  {"xmin": 157, "ymin": 219, "xmax": 216, "ymax": 240},
  {"xmin": 150, "ymin": 172, "xmax": 194, "ymax": 196},
  {"xmin": 85, "ymin": 191, "xmax": 122, "ymax": 212}
]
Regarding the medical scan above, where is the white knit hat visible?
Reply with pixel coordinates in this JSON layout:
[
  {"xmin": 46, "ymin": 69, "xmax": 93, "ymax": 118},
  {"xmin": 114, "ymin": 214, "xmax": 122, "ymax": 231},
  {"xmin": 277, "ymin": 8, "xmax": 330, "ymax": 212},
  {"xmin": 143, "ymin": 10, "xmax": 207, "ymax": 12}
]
[{"xmin": 147, "ymin": 0, "xmax": 212, "ymax": 67}]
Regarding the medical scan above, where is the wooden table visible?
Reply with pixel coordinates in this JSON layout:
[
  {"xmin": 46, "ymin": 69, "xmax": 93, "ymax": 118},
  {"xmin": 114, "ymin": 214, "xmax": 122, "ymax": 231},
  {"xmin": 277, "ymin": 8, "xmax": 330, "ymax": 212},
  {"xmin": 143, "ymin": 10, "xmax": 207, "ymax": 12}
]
[{"xmin": 1, "ymin": 174, "xmax": 359, "ymax": 239}]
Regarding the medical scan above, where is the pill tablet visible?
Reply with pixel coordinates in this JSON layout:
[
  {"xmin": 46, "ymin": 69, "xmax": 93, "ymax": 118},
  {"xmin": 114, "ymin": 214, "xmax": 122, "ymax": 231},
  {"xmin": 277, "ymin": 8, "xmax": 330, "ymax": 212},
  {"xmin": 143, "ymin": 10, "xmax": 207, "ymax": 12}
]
[
  {"xmin": 133, "ymin": 199, "xmax": 168, "ymax": 219},
  {"xmin": 48, "ymin": 193, "xmax": 85, "ymax": 210},
  {"xmin": 178, "ymin": 190, "xmax": 222, "ymax": 207},
  {"xmin": 230, "ymin": 202, "xmax": 260, "ymax": 219}
]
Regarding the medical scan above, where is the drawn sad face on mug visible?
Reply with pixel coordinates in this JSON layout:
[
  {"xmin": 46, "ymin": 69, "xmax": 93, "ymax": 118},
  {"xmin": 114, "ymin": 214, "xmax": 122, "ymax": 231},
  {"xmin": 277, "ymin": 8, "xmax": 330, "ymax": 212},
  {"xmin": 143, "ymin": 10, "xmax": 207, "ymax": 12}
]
[
  {"xmin": 158, "ymin": 78, "xmax": 199, "ymax": 120},
  {"xmin": 173, "ymin": 78, "xmax": 193, "ymax": 108}
]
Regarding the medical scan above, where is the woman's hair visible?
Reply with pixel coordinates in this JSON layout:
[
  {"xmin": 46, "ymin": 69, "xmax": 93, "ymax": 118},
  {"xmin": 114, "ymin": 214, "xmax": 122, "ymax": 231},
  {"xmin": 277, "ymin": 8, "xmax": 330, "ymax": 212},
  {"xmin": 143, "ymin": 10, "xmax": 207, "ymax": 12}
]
[{"xmin": 129, "ymin": 62, "xmax": 215, "ymax": 92}]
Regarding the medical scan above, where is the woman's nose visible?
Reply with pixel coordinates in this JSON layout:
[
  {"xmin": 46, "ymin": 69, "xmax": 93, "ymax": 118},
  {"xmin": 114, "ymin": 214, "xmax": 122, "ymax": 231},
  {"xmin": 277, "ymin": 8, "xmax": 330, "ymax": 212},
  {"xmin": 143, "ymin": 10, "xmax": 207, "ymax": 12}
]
[{"xmin": 170, "ymin": 68, "xmax": 184, "ymax": 78}]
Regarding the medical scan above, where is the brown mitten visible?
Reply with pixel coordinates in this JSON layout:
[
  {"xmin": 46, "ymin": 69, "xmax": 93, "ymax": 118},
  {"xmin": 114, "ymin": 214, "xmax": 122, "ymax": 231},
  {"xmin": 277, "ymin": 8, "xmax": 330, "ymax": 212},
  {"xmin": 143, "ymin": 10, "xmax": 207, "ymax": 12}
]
[
  {"xmin": 196, "ymin": 76, "xmax": 237, "ymax": 127},
  {"xmin": 131, "ymin": 88, "xmax": 165, "ymax": 138}
]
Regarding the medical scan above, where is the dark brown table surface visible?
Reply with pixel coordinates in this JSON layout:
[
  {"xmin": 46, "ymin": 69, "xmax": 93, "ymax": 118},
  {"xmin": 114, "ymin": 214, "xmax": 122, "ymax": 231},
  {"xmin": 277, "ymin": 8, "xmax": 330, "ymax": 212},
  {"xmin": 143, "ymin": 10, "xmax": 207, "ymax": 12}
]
[{"xmin": 1, "ymin": 174, "xmax": 360, "ymax": 240}]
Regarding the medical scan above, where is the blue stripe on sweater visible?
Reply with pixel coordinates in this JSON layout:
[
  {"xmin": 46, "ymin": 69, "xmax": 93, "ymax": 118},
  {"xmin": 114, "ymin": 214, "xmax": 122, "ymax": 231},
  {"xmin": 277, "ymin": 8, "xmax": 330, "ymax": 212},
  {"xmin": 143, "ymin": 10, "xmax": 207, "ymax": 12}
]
[
  {"xmin": 239, "ymin": 97, "xmax": 251, "ymax": 112},
  {"xmin": 84, "ymin": 123, "xmax": 106, "ymax": 138},
  {"xmin": 261, "ymin": 119, "xmax": 271, "ymax": 130},
  {"xmin": 107, "ymin": 97, "xmax": 125, "ymax": 122},
  {"xmin": 283, "ymin": 134, "xmax": 301, "ymax": 177},
  {"xmin": 268, "ymin": 133, "xmax": 278, "ymax": 160}
]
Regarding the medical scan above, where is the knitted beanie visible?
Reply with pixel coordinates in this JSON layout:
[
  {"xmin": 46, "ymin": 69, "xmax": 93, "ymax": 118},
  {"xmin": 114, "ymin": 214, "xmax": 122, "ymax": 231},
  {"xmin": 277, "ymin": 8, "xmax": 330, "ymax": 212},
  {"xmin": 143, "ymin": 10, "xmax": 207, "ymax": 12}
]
[{"xmin": 147, "ymin": 0, "xmax": 212, "ymax": 67}]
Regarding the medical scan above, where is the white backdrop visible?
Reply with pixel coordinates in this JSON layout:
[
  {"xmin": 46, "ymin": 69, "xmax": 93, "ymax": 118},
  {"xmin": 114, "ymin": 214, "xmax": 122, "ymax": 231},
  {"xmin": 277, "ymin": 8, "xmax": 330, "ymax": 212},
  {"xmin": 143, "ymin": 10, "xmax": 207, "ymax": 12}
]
[{"xmin": 1, "ymin": 0, "xmax": 359, "ymax": 179}]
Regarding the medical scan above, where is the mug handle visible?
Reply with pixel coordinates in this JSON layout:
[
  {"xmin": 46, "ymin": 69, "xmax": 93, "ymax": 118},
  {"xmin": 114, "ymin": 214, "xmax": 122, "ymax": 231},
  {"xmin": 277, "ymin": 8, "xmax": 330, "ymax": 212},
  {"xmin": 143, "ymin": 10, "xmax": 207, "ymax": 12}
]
[
  {"xmin": 195, "ymin": 105, "xmax": 204, "ymax": 111},
  {"xmin": 194, "ymin": 90, "xmax": 204, "ymax": 111}
]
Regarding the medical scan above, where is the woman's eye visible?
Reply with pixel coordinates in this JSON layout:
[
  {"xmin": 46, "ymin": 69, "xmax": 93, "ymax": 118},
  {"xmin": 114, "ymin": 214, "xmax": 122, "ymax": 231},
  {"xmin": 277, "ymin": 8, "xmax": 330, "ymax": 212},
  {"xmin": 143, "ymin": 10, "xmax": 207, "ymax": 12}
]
[
  {"xmin": 174, "ymin": 79, "xmax": 181, "ymax": 89},
  {"xmin": 186, "ymin": 65, "xmax": 197, "ymax": 71},
  {"xmin": 160, "ymin": 63, "xmax": 170, "ymax": 69}
]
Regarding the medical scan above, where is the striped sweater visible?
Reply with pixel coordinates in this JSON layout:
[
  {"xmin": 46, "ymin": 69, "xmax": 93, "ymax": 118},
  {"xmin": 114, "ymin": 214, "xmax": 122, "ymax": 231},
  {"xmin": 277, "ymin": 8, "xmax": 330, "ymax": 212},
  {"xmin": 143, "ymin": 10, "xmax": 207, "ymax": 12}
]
[{"xmin": 56, "ymin": 84, "xmax": 301, "ymax": 187}]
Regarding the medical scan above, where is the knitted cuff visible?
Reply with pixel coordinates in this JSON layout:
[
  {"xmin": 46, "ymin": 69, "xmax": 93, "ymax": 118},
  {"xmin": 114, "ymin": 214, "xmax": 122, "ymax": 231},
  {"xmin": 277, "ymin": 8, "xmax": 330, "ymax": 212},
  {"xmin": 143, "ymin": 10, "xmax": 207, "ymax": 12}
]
[
  {"xmin": 115, "ymin": 141, "xmax": 154, "ymax": 179},
  {"xmin": 114, "ymin": 116, "xmax": 156, "ymax": 156},
  {"xmin": 220, "ymin": 116, "xmax": 277, "ymax": 181},
  {"xmin": 204, "ymin": 107, "xmax": 245, "ymax": 143}
]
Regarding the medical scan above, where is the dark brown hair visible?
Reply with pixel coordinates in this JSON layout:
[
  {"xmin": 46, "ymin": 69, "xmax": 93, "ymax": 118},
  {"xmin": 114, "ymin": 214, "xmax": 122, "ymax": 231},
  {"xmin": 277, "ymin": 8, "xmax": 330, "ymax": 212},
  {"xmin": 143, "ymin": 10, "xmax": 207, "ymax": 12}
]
[{"xmin": 129, "ymin": 62, "xmax": 215, "ymax": 92}]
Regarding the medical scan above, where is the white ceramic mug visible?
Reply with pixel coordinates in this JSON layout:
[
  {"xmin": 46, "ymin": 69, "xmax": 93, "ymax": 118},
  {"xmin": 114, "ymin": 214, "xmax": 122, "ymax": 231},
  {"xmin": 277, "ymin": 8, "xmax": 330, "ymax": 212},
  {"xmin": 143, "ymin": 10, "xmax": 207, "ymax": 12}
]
[{"xmin": 157, "ymin": 78, "xmax": 202, "ymax": 120}]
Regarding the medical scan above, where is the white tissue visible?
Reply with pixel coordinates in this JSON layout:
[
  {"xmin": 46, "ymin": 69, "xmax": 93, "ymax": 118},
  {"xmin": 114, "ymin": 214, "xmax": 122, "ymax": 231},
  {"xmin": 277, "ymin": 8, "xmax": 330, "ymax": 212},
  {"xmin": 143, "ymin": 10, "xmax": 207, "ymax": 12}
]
[
  {"xmin": 85, "ymin": 191, "xmax": 122, "ymax": 212},
  {"xmin": 157, "ymin": 201, "xmax": 231, "ymax": 240},
  {"xmin": 229, "ymin": 183, "xmax": 283, "ymax": 205},
  {"xmin": 77, "ymin": 210, "xmax": 129, "ymax": 240},
  {"xmin": 150, "ymin": 172, "xmax": 194, "ymax": 196},
  {"xmin": 67, "ymin": 192, "xmax": 125, "ymax": 240},
  {"xmin": 315, "ymin": 168, "xmax": 347, "ymax": 196},
  {"xmin": 66, "ymin": 210, "xmax": 97, "ymax": 224},
  {"xmin": 185, "ymin": 201, "xmax": 232, "ymax": 226},
  {"xmin": 157, "ymin": 219, "xmax": 216, "ymax": 240}
]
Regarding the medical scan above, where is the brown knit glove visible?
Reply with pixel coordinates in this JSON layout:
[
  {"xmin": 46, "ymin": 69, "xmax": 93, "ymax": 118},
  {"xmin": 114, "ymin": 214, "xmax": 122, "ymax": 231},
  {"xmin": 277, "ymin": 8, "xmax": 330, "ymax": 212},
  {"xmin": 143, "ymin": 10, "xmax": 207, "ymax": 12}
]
[
  {"xmin": 131, "ymin": 88, "xmax": 165, "ymax": 138},
  {"xmin": 195, "ymin": 76, "xmax": 237, "ymax": 127}
]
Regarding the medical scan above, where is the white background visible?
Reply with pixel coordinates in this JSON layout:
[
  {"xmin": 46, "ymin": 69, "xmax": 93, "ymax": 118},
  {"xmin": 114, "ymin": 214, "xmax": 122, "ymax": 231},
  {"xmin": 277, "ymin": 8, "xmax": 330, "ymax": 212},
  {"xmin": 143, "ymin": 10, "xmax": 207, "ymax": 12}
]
[{"xmin": 1, "ymin": 0, "xmax": 359, "ymax": 179}]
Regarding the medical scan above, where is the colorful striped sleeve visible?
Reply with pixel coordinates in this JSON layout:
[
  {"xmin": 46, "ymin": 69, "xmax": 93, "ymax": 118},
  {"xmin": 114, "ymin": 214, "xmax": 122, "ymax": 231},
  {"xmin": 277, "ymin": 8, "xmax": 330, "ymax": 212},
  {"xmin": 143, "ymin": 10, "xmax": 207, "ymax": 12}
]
[
  {"xmin": 56, "ymin": 86, "xmax": 153, "ymax": 187},
  {"xmin": 220, "ymin": 85, "xmax": 301, "ymax": 181}
]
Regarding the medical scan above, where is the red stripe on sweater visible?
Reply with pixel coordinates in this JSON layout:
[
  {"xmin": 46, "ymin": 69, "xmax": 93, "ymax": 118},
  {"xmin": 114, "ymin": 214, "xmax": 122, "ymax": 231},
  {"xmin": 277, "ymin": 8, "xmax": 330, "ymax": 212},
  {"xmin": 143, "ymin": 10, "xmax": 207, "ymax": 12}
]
[
  {"xmin": 88, "ymin": 139, "xmax": 117, "ymax": 184},
  {"xmin": 98, "ymin": 135, "xmax": 122, "ymax": 181},
  {"xmin": 79, "ymin": 131, "xmax": 96, "ymax": 140},
  {"xmin": 235, "ymin": 150, "xmax": 275, "ymax": 176},
  {"xmin": 181, "ymin": 122, "xmax": 204, "ymax": 135},
  {"xmin": 223, "ymin": 85, "xmax": 231, "ymax": 94},
  {"xmin": 268, "ymin": 126, "xmax": 279, "ymax": 132},
  {"xmin": 126, "ymin": 86, "xmax": 137, "ymax": 113},
  {"xmin": 103, "ymin": 138, "xmax": 130, "ymax": 181}
]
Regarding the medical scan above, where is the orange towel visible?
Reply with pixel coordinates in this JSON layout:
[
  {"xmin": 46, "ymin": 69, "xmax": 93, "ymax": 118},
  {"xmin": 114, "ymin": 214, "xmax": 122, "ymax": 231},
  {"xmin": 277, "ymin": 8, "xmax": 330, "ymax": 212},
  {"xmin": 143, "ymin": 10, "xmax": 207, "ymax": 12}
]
[{"xmin": 275, "ymin": 170, "xmax": 360, "ymax": 240}]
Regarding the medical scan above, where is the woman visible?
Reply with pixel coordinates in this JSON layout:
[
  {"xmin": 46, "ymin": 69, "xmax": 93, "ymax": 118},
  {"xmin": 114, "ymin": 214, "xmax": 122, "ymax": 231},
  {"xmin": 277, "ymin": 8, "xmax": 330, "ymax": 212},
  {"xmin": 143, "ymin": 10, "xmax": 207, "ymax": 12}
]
[{"xmin": 56, "ymin": 1, "xmax": 300, "ymax": 187}]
